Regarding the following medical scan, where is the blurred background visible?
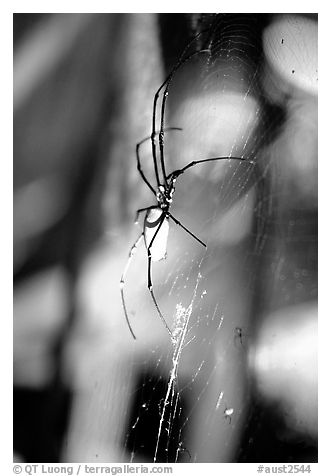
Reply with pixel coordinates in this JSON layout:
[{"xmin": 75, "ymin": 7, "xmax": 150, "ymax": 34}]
[{"xmin": 13, "ymin": 13, "xmax": 317, "ymax": 463}]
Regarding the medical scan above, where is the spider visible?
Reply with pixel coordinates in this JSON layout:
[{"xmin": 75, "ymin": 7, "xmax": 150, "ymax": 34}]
[{"xmin": 120, "ymin": 38, "xmax": 255, "ymax": 340}]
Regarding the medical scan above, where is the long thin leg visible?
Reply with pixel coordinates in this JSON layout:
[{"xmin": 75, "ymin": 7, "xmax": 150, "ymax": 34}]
[
  {"xmin": 136, "ymin": 127, "xmax": 183, "ymax": 195},
  {"xmin": 151, "ymin": 97, "xmax": 161, "ymax": 188},
  {"xmin": 138, "ymin": 127, "xmax": 182, "ymax": 150},
  {"xmin": 152, "ymin": 30, "xmax": 210, "ymax": 186},
  {"xmin": 151, "ymin": 30, "xmax": 210, "ymax": 188},
  {"xmin": 167, "ymin": 156, "xmax": 255, "ymax": 181},
  {"xmin": 158, "ymin": 49, "xmax": 210, "ymax": 185},
  {"xmin": 168, "ymin": 212, "xmax": 206, "ymax": 248},
  {"xmin": 120, "ymin": 234, "xmax": 144, "ymax": 339},
  {"xmin": 146, "ymin": 215, "xmax": 173, "ymax": 338}
]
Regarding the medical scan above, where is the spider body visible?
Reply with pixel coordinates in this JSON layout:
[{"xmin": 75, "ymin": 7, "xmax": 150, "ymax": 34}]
[
  {"xmin": 144, "ymin": 207, "xmax": 169, "ymax": 262},
  {"xmin": 156, "ymin": 180, "xmax": 176, "ymax": 209},
  {"xmin": 120, "ymin": 36, "xmax": 256, "ymax": 341},
  {"xmin": 143, "ymin": 179, "xmax": 178, "ymax": 261}
]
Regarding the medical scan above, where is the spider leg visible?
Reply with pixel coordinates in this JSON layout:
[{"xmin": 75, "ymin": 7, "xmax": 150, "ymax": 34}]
[
  {"xmin": 152, "ymin": 39, "xmax": 209, "ymax": 188},
  {"xmin": 167, "ymin": 156, "xmax": 255, "ymax": 181},
  {"xmin": 138, "ymin": 127, "xmax": 183, "ymax": 149},
  {"xmin": 146, "ymin": 215, "xmax": 173, "ymax": 338},
  {"xmin": 157, "ymin": 49, "xmax": 211, "ymax": 186},
  {"xmin": 136, "ymin": 128, "xmax": 183, "ymax": 195},
  {"xmin": 120, "ymin": 233, "xmax": 144, "ymax": 339},
  {"xmin": 168, "ymin": 212, "xmax": 206, "ymax": 248}
]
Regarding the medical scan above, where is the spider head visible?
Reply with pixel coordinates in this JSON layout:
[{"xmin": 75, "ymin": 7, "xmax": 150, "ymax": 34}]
[{"xmin": 157, "ymin": 184, "xmax": 175, "ymax": 210}]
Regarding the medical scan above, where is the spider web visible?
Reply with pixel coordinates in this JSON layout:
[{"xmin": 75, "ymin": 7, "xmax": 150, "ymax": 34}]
[
  {"xmin": 66, "ymin": 13, "xmax": 317, "ymax": 465},
  {"xmin": 120, "ymin": 15, "xmax": 284, "ymax": 463},
  {"xmin": 116, "ymin": 14, "xmax": 317, "ymax": 464}
]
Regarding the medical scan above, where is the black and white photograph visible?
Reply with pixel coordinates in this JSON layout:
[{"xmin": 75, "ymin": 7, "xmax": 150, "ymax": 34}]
[{"xmin": 13, "ymin": 11, "xmax": 318, "ymax": 470}]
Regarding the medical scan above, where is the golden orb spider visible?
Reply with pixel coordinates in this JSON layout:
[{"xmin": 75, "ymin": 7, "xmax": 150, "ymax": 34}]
[{"xmin": 120, "ymin": 35, "xmax": 255, "ymax": 340}]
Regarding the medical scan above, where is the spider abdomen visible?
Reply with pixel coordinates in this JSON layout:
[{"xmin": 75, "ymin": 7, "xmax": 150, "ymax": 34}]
[{"xmin": 144, "ymin": 208, "xmax": 169, "ymax": 262}]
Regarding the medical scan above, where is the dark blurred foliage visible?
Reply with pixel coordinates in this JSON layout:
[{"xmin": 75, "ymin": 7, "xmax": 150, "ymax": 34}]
[
  {"xmin": 125, "ymin": 371, "xmax": 189, "ymax": 463},
  {"xmin": 14, "ymin": 13, "xmax": 122, "ymax": 462},
  {"xmin": 14, "ymin": 14, "xmax": 49, "ymax": 47},
  {"xmin": 14, "ymin": 14, "xmax": 117, "ymax": 280}
]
